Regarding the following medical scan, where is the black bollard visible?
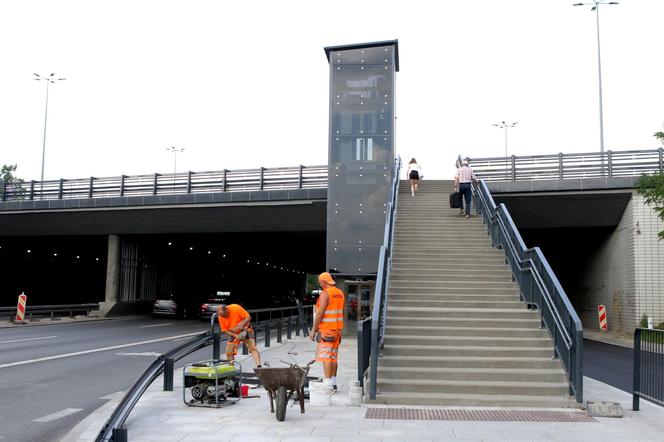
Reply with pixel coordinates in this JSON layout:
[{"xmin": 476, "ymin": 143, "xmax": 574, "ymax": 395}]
[
  {"xmin": 287, "ymin": 317, "xmax": 292, "ymax": 339},
  {"xmin": 277, "ymin": 319, "xmax": 282, "ymax": 343},
  {"xmin": 163, "ymin": 358, "xmax": 174, "ymax": 391},
  {"xmin": 265, "ymin": 322, "xmax": 271, "ymax": 348}
]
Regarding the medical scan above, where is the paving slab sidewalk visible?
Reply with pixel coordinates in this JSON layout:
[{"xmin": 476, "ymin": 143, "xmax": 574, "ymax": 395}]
[{"xmin": 65, "ymin": 334, "xmax": 664, "ymax": 442}]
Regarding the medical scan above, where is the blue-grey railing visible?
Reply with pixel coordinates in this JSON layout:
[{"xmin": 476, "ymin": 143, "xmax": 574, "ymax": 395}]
[
  {"xmin": 474, "ymin": 180, "xmax": 584, "ymax": 403},
  {"xmin": 364, "ymin": 156, "xmax": 401, "ymax": 399},
  {"xmin": 0, "ymin": 164, "xmax": 327, "ymax": 202},
  {"xmin": 633, "ymin": 328, "xmax": 664, "ymax": 410},
  {"xmin": 471, "ymin": 147, "xmax": 664, "ymax": 182}
]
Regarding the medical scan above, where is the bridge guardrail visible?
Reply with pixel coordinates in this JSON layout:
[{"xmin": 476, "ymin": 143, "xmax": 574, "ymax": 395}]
[
  {"xmin": 470, "ymin": 148, "xmax": 664, "ymax": 182},
  {"xmin": 96, "ymin": 304, "xmax": 310, "ymax": 441},
  {"xmin": 633, "ymin": 327, "xmax": 664, "ymax": 410},
  {"xmin": 474, "ymin": 180, "xmax": 584, "ymax": 403},
  {"xmin": 0, "ymin": 164, "xmax": 328, "ymax": 202},
  {"xmin": 0, "ymin": 303, "xmax": 100, "ymax": 320}
]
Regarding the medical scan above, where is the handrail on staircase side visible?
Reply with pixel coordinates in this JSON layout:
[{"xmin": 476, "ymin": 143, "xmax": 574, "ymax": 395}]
[
  {"xmin": 368, "ymin": 156, "xmax": 401, "ymax": 400},
  {"xmin": 474, "ymin": 180, "xmax": 584, "ymax": 403}
]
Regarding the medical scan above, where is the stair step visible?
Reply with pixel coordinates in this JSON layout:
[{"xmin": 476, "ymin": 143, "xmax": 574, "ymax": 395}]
[
  {"xmin": 382, "ymin": 344, "xmax": 555, "ymax": 358},
  {"xmin": 377, "ymin": 366, "xmax": 567, "ymax": 383},
  {"xmin": 389, "ymin": 280, "xmax": 516, "ymax": 289},
  {"xmin": 384, "ymin": 325, "xmax": 548, "ymax": 338},
  {"xmin": 383, "ymin": 335, "xmax": 553, "ymax": 348},
  {"xmin": 378, "ymin": 355, "xmax": 563, "ymax": 369},
  {"xmin": 376, "ymin": 378, "xmax": 569, "ymax": 396},
  {"xmin": 387, "ymin": 306, "xmax": 534, "ymax": 319},
  {"xmin": 370, "ymin": 392, "xmax": 578, "ymax": 408},
  {"xmin": 390, "ymin": 270, "xmax": 510, "ymax": 278},
  {"xmin": 386, "ymin": 316, "xmax": 541, "ymax": 328},
  {"xmin": 389, "ymin": 294, "xmax": 520, "ymax": 302},
  {"xmin": 388, "ymin": 300, "xmax": 522, "ymax": 309},
  {"xmin": 388, "ymin": 287, "xmax": 519, "ymax": 296}
]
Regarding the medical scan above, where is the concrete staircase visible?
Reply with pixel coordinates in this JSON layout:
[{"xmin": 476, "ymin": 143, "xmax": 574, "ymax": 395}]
[{"xmin": 375, "ymin": 179, "xmax": 576, "ymax": 407}]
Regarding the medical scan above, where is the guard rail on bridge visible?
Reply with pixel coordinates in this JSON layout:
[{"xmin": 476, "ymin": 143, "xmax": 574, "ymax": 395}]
[
  {"xmin": 0, "ymin": 164, "xmax": 327, "ymax": 202},
  {"xmin": 470, "ymin": 148, "xmax": 664, "ymax": 182}
]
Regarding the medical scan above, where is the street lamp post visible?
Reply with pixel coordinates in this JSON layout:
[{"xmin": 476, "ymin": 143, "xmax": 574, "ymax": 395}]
[
  {"xmin": 492, "ymin": 121, "xmax": 518, "ymax": 181},
  {"xmin": 574, "ymin": 1, "xmax": 618, "ymax": 175},
  {"xmin": 165, "ymin": 146, "xmax": 186, "ymax": 192},
  {"xmin": 33, "ymin": 73, "xmax": 65, "ymax": 196}
]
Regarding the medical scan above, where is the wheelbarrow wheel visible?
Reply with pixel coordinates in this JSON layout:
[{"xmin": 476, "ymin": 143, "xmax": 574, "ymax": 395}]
[{"xmin": 275, "ymin": 386, "xmax": 287, "ymax": 421}]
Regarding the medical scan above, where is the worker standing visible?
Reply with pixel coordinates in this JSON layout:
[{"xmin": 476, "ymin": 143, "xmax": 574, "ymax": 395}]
[
  {"xmin": 217, "ymin": 304, "xmax": 261, "ymax": 367},
  {"xmin": 309, "ymin": 272, "xmax": 345, "ymax": 391}
]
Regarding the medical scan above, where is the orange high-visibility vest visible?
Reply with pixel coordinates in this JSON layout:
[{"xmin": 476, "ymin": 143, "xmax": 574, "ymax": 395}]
[{"xmin": 317, "ymin": 286, "xmax": 345, "ymax": 330}]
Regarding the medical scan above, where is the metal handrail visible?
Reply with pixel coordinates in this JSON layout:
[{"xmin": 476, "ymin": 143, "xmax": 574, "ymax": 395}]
[
  {"xmin": 0, "ymin": 164, "xmax": 328, "ymax": 202},
  {"xmin": 96, "ymin": 305, "xmax": 307, "ymax": 441},
  {"xmin": 367, "ymin": 155, "xmax": 401, "ymax": 399},
  {"xmin": 474, "ymin": 180, "xmax": 584, "ymax": 403},
  {"xmin": 470, "ymin": 147, "xmax": 664, "ymax": 181}
]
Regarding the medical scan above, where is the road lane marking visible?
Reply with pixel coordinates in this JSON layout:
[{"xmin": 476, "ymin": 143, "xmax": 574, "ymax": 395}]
[
  {"xmin": 100, "ymin": 391, "xmax": 124, "ymax": 400},
  {"xmin": 33, "ymin": 408, "xmax": 83, "ymax": 423},
  {"xmin": 116, "ymin": 352, "xmax": 162, "ymax": 357},
  {"xmin": 0, "ymin": 331, "xmax": 203, "ymax": 369},
  {"xmin": 0, "ymin": 336, "xmax": 58, "ymax": 345},
  {"xmin": 140, "ymin": 323, "xmax": 173, "ymax": 328}
]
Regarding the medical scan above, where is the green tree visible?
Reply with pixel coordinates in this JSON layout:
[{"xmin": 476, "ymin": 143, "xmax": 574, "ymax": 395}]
[
  {"xmin": 636, "ymin": 127, "xmax": 664, "ymax": 239},
  {"xmin": 1, "ymin": 164, "xmax": 27, "ymax": 198}
]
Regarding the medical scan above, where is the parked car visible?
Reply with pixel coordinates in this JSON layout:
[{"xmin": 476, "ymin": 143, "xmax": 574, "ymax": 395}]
[
  {"xmin": 152, "ymin": 295, "xmax": 197, "ymax": 319},
  {"xmin": 200, "ymin": 292, "xmax": 231, "ymax": 321}
]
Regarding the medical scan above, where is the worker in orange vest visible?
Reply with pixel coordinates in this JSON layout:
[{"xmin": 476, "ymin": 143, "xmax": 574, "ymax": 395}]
[
  {"xmin": 217, "ymin": 303, "xmax": 261, "ymax": 367},
  {"xmin": 309, "ymin": 272, "xmax": 345, "ymax": 391}
]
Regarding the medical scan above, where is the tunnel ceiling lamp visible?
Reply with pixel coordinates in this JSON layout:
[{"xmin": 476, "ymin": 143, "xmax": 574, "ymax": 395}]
[
  {"xmin": 53, "ymin": 253, "xmax": 58, "ymax": 256},
  {"xmin": 27, "ymin": 249, "xmax": 31, "ymax": 253},
  {"xmin": 168, "ymin": 242, "xmax": 172, "ymax": 246},
  {"xmin": 207, "ymin": 250, "xmax": 211, "ymax": 254},
  {"xmin": 189, "ymin": 246, "xmax": 194, "ymax": 251},
  {"xmin": 95, "ymin": 257, "xmax": 99, "ymax": 261}
]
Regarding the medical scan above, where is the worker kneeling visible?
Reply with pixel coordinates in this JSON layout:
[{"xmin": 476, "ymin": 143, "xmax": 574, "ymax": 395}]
[
  {"xmin": 217, "ymin": 304, "xmax": 261, "ymax": 367},
  {"xmin": 309, "ymin": 272, "xmax": 345, "ymax": 391}
]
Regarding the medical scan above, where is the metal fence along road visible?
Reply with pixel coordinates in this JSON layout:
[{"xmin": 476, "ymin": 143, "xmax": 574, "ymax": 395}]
[
  {"xmin": 0, "ymin": 165, "xmax": 328, "ymax": 202},
  {"xmin": 470, "ymin": 148, "xmax": 664, "ymax": 182},
  {"xmin": 633, "ymin": 328, "xmax": 664, "ymax": 411}
]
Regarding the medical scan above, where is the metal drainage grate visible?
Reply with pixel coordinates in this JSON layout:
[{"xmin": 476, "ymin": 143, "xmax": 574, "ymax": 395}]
[{"xmin": 365, "ymin": 408, "xmax": 596, "ymax": 422}]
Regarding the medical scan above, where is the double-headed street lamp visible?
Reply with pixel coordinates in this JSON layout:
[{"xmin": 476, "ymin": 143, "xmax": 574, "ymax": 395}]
[
  {"xmin": 166, "ymin": 146, "xmax": 186, "ymax": 192},
  {"xmin": 573, "ymin": 1, "xmax": 618, "ymax": 174},
  {"xmin": 492, "ymin": 121, "xmax": 518, "ymax": 180},
  {"xmin": 33, "ymin": 73, "xmax": 66, "ymax": 192}
]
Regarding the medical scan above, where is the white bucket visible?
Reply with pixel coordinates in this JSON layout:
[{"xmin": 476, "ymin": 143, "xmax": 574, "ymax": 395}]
[{"xmin": 309, "ymin": 381, "xmax": 332, "ymax": 406}]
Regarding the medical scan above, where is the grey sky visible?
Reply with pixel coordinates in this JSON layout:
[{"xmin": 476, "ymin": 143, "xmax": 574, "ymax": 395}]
[{"xmin": 1, "ymin": 0, "xmax": 662, "ymax": 181}]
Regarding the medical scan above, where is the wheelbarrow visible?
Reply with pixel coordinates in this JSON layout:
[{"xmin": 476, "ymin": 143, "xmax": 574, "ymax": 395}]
[{"xmin": 253, "ymin": 360, "xmax": 315, "ymax": 421}]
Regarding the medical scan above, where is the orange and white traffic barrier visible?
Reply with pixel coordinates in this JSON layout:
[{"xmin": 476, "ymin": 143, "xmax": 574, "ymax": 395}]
[
  {"xmin": 598, "ymin": 304, "xmax": 608, "ymax": 331},
  {"xmin": 16, "ymin": 293, "xmax": 27, "ymax": 322}
]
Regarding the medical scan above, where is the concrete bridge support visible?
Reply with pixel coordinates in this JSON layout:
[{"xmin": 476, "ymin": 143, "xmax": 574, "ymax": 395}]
[{"xmin": 100, "ymin": 234, "xmax": 121, "ymax": 316}]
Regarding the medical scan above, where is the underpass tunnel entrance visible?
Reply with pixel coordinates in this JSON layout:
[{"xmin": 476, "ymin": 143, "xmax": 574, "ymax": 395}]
[
  {"xmin": 0, "ymin": 236, "xmax": 108, "ymax": 306},
  {"xmin": 494, "ymin": 191, "xmax": 634, "ymax": 329},
  {"xmin": 117, "ymin": 232, "xmax": 326, "ymax": 312},
  {"xmin": 518, "ymin": 227, "xmax": 615, "ymax": 319}
]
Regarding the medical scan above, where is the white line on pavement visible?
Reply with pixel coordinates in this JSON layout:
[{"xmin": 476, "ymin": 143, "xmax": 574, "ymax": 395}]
[
  {"xmin": 33, "ymin": 408, "xmax": 83, "ymax": 423},
  {"xmin": 0, "ymin": 336, "xmax": 58, "ymax": 345},
  {"xmin": 140, "ymin": 323, "xmax": 172, "ymax": 328},
  {"xmin": 0, "ymin": 332, "xmax": 203, "ymax": 369},
  {"xmin": 116, "ymin": 352, "xmax": 162, "ymax": 357},
  {"xmin": 99, "ymin": 391, "xmax": 125, "ymax": 400}
]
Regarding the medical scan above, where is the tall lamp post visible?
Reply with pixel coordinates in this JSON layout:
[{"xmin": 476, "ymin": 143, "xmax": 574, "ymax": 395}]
[
  {"xmin": 33, "ymin": 73, "xmax": 66, "ymax": 195},
  {"xmin": 573, "ymin": 1, "xmax": 618, "ymax": 175},
  {"xmin": 492, "ymin": 121, "xmax": 518, "ymax": 180},
  {"xmin": 166, "ymin": 146, "xmax": 185, "ymax": 192}
]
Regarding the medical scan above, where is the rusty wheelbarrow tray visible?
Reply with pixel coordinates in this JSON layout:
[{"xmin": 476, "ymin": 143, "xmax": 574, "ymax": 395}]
[{"xmin": 253, "ymin": 360, "xmax": 315, "ymax": 421}]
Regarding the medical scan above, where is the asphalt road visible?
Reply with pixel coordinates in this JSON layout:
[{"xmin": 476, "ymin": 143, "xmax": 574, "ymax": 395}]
[
  {"xmin": 0, "ymin": 317, "xmax": 214, "ymax": 442},
  {"xmin": 583, "ymin": 339, "xmax": 633, "ymax": 393}
]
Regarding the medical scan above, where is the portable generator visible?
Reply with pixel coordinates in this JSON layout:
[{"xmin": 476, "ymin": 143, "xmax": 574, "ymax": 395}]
[{"xmin": 183, "ymin": 360, "xmax": 242, "ymax": 408}]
